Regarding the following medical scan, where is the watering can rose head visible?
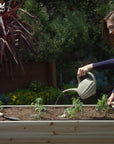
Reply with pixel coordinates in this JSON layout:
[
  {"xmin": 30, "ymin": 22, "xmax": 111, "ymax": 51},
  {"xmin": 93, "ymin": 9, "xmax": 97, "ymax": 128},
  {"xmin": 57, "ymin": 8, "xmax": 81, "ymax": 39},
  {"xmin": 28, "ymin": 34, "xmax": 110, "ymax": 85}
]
[{"xmin": 0, "ymin": 3, "xmax": 5, "ymax": 13}]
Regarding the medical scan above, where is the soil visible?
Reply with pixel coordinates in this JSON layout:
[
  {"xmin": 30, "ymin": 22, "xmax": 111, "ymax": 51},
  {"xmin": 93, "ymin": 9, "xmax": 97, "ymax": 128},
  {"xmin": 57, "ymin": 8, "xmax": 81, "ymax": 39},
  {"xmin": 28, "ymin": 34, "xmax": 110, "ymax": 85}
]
[{"xmin": 0, "ymin": 105, "xmax": 114, "ymax": 121}]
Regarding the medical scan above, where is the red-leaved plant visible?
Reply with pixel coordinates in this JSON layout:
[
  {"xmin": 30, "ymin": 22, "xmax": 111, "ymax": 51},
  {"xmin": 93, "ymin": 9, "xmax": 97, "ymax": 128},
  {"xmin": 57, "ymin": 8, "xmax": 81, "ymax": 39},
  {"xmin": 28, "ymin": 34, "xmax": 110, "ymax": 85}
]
[{"xmin": 0, "ymin": 0, "xmax": 36, "ymax": 70}]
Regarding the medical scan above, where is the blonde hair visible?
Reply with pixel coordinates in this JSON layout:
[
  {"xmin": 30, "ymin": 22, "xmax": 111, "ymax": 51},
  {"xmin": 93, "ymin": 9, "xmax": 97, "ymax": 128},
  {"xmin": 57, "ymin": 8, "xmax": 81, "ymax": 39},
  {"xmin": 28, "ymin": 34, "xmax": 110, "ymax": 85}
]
[{"xmin": 102, "ymin": 11, "xmax": 114, "ymax": 48}]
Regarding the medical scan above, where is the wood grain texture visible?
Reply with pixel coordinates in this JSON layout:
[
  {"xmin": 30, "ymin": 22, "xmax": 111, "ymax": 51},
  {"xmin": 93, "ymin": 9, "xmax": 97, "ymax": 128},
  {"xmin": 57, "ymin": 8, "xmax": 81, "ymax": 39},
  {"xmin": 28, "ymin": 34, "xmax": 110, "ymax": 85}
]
[{"xmin": 0, "ymin": 121, "xmax": 114, "ymax": 144}]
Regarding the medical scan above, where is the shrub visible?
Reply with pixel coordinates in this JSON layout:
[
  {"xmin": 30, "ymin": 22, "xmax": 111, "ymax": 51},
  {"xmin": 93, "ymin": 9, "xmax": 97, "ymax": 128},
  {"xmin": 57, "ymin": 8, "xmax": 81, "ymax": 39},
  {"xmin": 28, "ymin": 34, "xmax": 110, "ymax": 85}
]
[
  {"xmin": 6, "ymin": 89, "xmax": 38, "ymax": 105},
  {"xmin": 28, "ymin": 80, "xmax": 44, "ymax": 92},
  {"xmin": 0, "ymin": 93, "xmax": 10, "ymax": 104},
  {"xmin": 6, "ymin": 86, "xmax": 62, "ymax": 105},
  {"xmin": 37, "ymin": 87, "xmax": 62, "ymax": 104}
]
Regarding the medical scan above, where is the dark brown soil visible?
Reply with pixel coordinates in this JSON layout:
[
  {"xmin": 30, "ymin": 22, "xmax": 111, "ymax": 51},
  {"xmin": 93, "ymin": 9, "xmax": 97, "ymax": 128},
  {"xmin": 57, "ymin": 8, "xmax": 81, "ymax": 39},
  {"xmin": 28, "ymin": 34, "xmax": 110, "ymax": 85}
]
[{"xmin": 0, "ymin": 106, "xmax": 114, "ymax": 121}]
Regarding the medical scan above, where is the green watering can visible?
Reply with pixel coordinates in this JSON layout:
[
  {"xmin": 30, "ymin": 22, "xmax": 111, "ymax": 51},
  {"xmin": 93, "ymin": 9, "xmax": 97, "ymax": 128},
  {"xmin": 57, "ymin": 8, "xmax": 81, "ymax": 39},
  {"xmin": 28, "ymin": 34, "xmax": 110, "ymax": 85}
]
[{"xmin": 62, "ymin": 72, "xmax": 96, "ymax": 99}]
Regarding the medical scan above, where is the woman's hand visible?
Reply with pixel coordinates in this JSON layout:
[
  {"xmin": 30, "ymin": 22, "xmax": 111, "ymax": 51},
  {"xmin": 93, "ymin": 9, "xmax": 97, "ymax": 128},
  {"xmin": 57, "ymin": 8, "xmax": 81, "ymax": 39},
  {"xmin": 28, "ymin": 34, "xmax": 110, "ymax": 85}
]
[
  {"xmin": 107, "ymin": 92, "xmax": 114, "ymax": 105},
  {"xmin": 77, "ymin": 64, "xmax": 93, "ymax": 77}
]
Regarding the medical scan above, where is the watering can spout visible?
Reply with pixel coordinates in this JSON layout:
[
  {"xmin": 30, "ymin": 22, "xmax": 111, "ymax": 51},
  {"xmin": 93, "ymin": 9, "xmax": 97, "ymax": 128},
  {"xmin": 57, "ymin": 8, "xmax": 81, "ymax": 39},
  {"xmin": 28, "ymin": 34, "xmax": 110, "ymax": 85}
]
[
  {"xmin": 62, "ymin": 72, "xmax": 96, "ymax": 100},
  {"xmin": 62, "ymin": 88, "xmax": 78, "ymax": 94}
]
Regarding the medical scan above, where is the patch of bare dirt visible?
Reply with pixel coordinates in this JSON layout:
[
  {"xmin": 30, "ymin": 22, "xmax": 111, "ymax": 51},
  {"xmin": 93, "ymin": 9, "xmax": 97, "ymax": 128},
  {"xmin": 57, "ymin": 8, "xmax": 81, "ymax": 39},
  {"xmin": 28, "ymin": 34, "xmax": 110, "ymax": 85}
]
[{"xmin": 0, "ymin": 106, "xmax": 114, "ymax": 121}]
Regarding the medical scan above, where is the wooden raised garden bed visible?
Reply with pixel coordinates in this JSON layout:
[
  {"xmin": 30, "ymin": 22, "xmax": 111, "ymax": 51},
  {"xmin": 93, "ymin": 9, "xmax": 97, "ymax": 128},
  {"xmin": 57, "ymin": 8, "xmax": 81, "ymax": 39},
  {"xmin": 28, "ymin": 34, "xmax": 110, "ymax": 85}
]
[{"xmin": 0, "ymin": 105, "xmax": 114, "ymax": 144}]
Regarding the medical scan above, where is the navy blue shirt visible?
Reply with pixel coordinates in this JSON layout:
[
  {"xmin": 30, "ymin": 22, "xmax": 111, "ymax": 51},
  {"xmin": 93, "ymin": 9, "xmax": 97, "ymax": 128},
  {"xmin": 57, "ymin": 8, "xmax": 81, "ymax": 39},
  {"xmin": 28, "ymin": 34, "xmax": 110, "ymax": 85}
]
[
  {"xmin": 93, "ymin": 59, "xmax": 114, "ymax": 70},
  {"xmin": 93, "ymin": 59, "xmax": 114, "ymax": 93}
]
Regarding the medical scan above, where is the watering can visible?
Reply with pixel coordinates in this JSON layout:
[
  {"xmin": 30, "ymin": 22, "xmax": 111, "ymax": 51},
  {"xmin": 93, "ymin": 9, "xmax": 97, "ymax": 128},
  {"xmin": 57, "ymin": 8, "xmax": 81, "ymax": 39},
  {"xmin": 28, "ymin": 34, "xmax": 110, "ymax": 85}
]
[{"xmin": 62, "ymin": 72, "xmax": 96, "ymax": 99}]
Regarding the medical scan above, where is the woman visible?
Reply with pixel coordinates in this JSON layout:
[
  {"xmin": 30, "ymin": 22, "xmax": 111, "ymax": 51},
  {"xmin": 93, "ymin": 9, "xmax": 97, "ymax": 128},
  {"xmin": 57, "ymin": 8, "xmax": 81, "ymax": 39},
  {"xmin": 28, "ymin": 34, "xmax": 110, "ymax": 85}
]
[{"xmin": 77, "ymin": 11, "xmax": 114, "ymax": 105}]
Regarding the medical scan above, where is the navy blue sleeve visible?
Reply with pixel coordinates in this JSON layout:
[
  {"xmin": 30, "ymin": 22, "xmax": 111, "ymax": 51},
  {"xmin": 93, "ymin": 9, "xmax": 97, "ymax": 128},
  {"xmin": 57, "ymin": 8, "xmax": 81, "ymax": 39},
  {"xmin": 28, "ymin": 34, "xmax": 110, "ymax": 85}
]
[
  {"xmin": 112, "ymin": 89, "xmax": 114, "ymax": 93},
  {"xmin": 93, "ymin": 59, "xmax": 114, "ymax": 70}
]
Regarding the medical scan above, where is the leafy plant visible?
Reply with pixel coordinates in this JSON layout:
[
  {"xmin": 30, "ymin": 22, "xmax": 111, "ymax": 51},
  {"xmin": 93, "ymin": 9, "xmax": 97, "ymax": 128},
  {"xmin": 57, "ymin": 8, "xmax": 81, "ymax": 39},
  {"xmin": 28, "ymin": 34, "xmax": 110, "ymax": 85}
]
[
  {"xmin": 60, "ymin": 97, "xmax": 83, "ymax": 118},
  {"xmin": 37, "ymin": 87, "xmax": 62, "ymax": 104},
  {"xmin": 6, "ymin": 86, "xmax": 62, "ymax": 105},
  {"xmin": 0, "ymin": 93, "xmax": 10, "ymax": 104},
  {"xmin": 0, "ymin": 100, "xmax": 4, "ymax": 111},
  {"xmin": 0, "ymin": 0, "xmax": 36, "ymax": 69},
  {"xmin": 96, "ymin": 94, "xmax": 110, "ymax": 118},
  {"xmin": 6, "ymin": 89, "xmax": 38, "ymax": 105},
  {"xmin": 31, "ymin": 98, "xmax": 47, "ymax": 120},
  {"xmin": 28, "ymin": 80, "xmax": 44, "ymax": 92}
]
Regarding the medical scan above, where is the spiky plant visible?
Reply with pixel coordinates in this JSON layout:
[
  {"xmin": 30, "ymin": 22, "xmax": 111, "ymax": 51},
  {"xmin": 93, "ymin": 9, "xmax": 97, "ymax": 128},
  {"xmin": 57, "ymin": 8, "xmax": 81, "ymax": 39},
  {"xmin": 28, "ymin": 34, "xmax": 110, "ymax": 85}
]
[{"xmin": 0, "ymin": 0, "xmax": 36, "ymax": 70}]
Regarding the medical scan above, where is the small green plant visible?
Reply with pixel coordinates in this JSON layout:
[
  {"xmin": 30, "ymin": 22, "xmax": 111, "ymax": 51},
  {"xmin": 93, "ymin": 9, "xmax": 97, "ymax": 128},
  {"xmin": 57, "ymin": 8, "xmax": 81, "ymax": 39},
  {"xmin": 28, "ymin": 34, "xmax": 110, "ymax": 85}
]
[
  {"xmin": 31, "ymin": 98, "xmax": 47, "ymax": 120},
  {"xmin": 0, "ymin": 101, "xmax": 4, "ymax": 111},
  {"xmin": 60, "ymin": 97, "xmax": 83, "ymax": 118},
  {"xmin": 28, "ymin": 80, "xmax": 44, "ymax": 92},
  {"xmin": 96, "ymin": 94, "xmax": 110, "ymax": 118}
]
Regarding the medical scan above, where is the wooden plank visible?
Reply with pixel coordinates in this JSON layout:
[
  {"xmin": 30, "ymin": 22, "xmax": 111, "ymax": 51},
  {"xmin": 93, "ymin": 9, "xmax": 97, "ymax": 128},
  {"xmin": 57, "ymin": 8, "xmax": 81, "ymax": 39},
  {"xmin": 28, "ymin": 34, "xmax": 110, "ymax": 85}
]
[
  {"xmin": 0, "ymin": 121, "xmax": 114, "ymax": 144},
  {"xmin": 0, "ymin": 104, "xmax": 96, "ymax": 108}
]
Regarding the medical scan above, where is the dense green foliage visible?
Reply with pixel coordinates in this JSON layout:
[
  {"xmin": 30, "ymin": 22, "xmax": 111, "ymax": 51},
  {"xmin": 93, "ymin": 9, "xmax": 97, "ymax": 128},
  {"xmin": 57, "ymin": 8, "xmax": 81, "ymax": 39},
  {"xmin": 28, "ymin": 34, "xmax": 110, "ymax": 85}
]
[
  {"xmin": 20, "ymin": 0, "xmax": 114, "ymax": 63},
  {"xmin": 5, "ymin": 81, "xmax": 62, "ymax": 105},
  {"xmin": 20, "ymin": 0, "xmax": 114, "ymax": 90}
]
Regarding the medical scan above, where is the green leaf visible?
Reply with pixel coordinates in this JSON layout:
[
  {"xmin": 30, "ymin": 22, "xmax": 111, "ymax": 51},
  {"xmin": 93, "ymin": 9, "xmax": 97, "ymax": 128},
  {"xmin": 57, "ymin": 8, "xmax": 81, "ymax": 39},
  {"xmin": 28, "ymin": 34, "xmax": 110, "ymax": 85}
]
[{"xmin": 59, "ymin": 113, "xmax": 66, "ymax": 118}]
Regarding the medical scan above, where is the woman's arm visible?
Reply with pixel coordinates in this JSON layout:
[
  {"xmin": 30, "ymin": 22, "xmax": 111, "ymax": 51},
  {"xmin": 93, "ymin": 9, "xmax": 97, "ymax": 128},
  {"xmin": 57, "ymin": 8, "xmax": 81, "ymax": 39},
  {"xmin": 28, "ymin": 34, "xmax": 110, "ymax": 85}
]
[
  {"xmin": 77, "ymin": 59, "xmax": 114, "ymax": 77},
  {"xmin": 93, "ymin": 59, "xmax": 114, "ymax": 70}
]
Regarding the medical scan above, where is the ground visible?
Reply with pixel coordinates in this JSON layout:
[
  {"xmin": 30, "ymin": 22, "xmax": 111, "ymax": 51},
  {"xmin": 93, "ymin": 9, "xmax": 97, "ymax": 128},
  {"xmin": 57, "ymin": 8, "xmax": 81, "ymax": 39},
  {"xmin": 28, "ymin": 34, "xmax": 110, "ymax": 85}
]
[{"xmin": 0, "ymin": 106, "xmax": 114, "ymax": 121}]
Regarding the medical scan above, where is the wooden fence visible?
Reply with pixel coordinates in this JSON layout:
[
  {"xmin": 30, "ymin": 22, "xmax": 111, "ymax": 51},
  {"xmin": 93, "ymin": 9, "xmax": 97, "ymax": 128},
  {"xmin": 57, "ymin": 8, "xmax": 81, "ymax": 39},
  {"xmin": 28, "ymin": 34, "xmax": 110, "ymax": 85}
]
[{"xmin": 0, "ymin": 62, "xmax": 57, "ymax": 92}]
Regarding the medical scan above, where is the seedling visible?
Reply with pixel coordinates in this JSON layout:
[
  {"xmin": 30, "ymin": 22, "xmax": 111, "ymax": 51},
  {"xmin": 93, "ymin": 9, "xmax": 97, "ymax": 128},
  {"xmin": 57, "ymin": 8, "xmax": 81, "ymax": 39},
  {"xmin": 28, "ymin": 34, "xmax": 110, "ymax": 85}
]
[
  {"xmin": 96, "ymin": 94, "xmax": 111, "ymax": 118},
  {"xmin": 0, "ymin": 101, "xmax": 4, "ymax": 111},
  {"xmin": 60, "ymin": 97, "xmax": 83, "ymax": 118},
  {"xmin": 31, "ymin": 98, "xmax": 47, "ymax": 120}
]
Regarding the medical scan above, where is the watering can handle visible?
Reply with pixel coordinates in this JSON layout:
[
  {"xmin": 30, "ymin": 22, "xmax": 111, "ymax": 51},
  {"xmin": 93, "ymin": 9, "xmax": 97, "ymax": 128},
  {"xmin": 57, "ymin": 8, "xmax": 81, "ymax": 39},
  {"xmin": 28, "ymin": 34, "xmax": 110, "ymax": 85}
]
[{"xmin": 77, "ymin": 72, "xmax": 96, "ymax": 84}]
